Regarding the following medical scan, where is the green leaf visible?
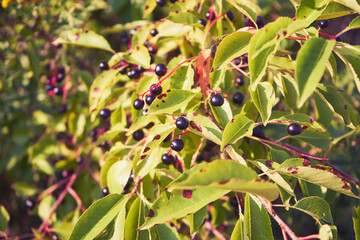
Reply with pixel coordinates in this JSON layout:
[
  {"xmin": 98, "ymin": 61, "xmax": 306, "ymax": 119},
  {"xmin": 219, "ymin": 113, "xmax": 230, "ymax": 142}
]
[
  {"xmin": 186, "ymin": 112, "xmax": 222, "ymax": 145},
  {"xmin": 319, "ymin": 224, "xmax": 337, "ymax": 240},
  {"xmin": 69, "ymin": 194, "xmax": 129, "ymax": 240},
  {"xmin": 279, "ymin": 75, "xmax": 299, "ymax": 109},
  {"xmin": 167, "ymin": 12, "xmax": 198, "ymax": 25},
  {"xmin": 245, "ymin": 194, "xmax": 274, "ymax": 240},
  {"xmin": 296, "ymin": 0, "xmax": 330, "ymax": 23},
  {"xmin": 53, "ymin": 29, "xmax": 114, "ymax": 53},
  {"xmin": 125, "ymin": 198, "xmax": 149, "ymax": 240},
  {"xmin": 123, "ymin": 45, "xmax": 151, "ymax": 69},
  {"xmin": 143, "ymin": 0, "xmax": 157, "ymax": 18},
  {"xmin": 209, "ymin": 98, "xmax": 233, "ymax": 128},
  {"xmin": 296, "ymin": 37, "xmax": 336, "ymax": 108},
  {"xmin": 293, "ymin": 196, "xmax": 333, "ymax": 224},
  {"xmin": 213, "ymin": 31, "xmax": 252, "ymax": 69},
  {"xmin": 89, "ymin": 69, "xmax": 120, "ymax": 118},
  {"xmin": 187, "ymin": 206, "xmax": 207, "ymax": 235},
  {"xmin": 319, "ymin": 2, "xmax": 356, "ymax": 20},
  {"xmin": 313, "ymin": 91, "xmax": 334, "ymax": 127},
  {"xmin": 169, "ymin": 62, "xmax": 194, "ymax": 91},
  {"xmin": 269, "ymin": 112, "xmax": 325, "ymax": 131},
  {"xmin": 353, "ymin": 206, "xmax": 360, "ymax": 239},
  {"xmin": 0, "ymin": 205, "xmax": 10, "ymax": 232},
  {"xmin": 225, "ymin": 0, "xmax": 258, "ymax": 27},
  {"xmin": 131, "ymin": 24, "xmax": 152, "ymax": 48},
  {"xmin": 334, "ymin": 0, "xmax": 360, "ymax": 14},
  {"xmin": 221, "ymin": 114, "xmax": 255, "ymax": 151},
  {"xmin": 100, "ymin": 159, "xmax": 118, "ymax": 188},
  {"xmin": 38, "ymin": 195, "xmax": 56, "ymax": 222},
  {"xmin": 167, "ymin": 160, "xmax": 279, "ymax": 201},
  {"xmin": 110, "ymin": 206, "xmax": 126, "ymax": 240},
  {"xmin": 230, "ymin": 216, "xmax": 246, "ymax": 240},
  {"xmin": 290, "ymin": 130, "xmax": 331, "ymax": 149},
  {"xmin": 107, "ymin": 161, "xmax": 132, "ymax": 194},
  {"xmin": 249, "ymin": 82, "xmax": 276, "ymax": 125},
  {"xmin": 126, "ymin": 115, "xmax": 159, "ymax": 137},
  {"xmin": 140, "ymin": 188, "xmax": 229, "ymax": 230},
  {"xmin": 275, "ymin": 158, "xmax": 359, "ymax": 199},
  {"xmin": 148, "ymin": 89, "xmax": 197, "ymax": 115},
  {"xmin": 249, "ymin": 17, "xmax": 293, "ymax": 89},
  {"xmin": 154, "ymin": 224, "xmax": 180, "ymax": 240}
]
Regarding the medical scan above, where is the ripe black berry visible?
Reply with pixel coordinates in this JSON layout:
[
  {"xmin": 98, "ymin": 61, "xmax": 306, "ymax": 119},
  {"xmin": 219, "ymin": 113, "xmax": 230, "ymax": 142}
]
[
  {"xmin": 210, "ymin": 94, "xmax": 224, "ymax": 107},
  {"xmin": 170, "ymin": 138, "xmax": 184, "ymax": 151},
  {"xmin": 175, "ymin": 117, "xmax": 189, "ymax": 130},
  {"xmin": 99, "ymin": 61, "xmax": 109, "ymax": 70},
  {"xmin": 226, "ymin": 11, "xmax": 234, "ymax": 21},
  {"xmin": 287, "ymin": 123, "xmax": 302, "ymax": 135},
  {"xmin": 252, "ymin": 126, "xmax": 265, "ymax": 139},
  {"xmin": 53, "ymin": 87, "xmax": 63, "ymax": 96},
  {"xmin": 234, "ymin": 57, "xmax": 241, "ymax": 65},
  {"xmin": 233, "ymin": 92, "xmax": 244, "ymax": 105},
  {"xmin": 133, "ymin": 129, "xmax": 145, "ymax": 141},
  {"xmin": 150, "ymin": 29, "xmax": 158, "ymax": 37},
  {"xmin": 56, "ymin": 73, "xmax": 65, "ymax": 83},
  {"xmin": 256, "ymin": 16, "xmax": 265, "ymax": 28},
  {"xmin": 59, "ymin": 105, "xmax": 67, "ymax": 114},
  {"xmin": 133, "ymin": 99, "xmax": 144, "ymax": 110},
  {"xmin": 156, "ymin": 0, "xmax": 166, "ymax": 7},
  {"xmin": 99, "ymin": 141, "xmax": 110, "ymax": 151},
  {"xmin": 148, "ymin": 45, "xmax": 158, "ymax": 54},
  {"xmin": 150, "ymin": 84, "xmax": 162, "ymax": 95},
  {"xmin": 58, "ymin": 66, "xmax": 65, "ymax": 74},
  {"xmin": 99, "ymin": 108, "xmax": 111, "ymax": 119},
  {"xmin": 205, "ymin": 11, "xmax": 216, "ymax": 21},
  {"xmin": 136, "ymin": 65, "xmax": 145, "ymax": 73},
  {"xmin": 169, "ymin": 0, "xmax": 177, "ymax": 2},
  {"xmin": 318, "ymin": 20, "xmax": 329, "ymax": 29},
  {"xmin": 198, "ymin": 19, "xmax": 207, "ymax": 26},
  {"xmin": 120, "ymin": 30, "xmax": 127, "ymax": 38},
  {"xmin": 162, "ymin": 154, "xmax": 175, "ymax": 165},
  {"xmin": 235, "ymin": 77, "xmax": 245, "ymax": 86},
  {"xmin": 25, "ymin": 199, "xmax": 35, "ymax": 210},
  {"xmin": 127, "ymin": 69, "xmax": 140, "ymax": 79},
  {"xmin": 144, "ymin": 40, "xmax": 150, "ymax": 47},
  {"xmin": 155, "ymin": 64, "xmax": 167, "ymax": 76},
  {"xmin": 46, "ymin": 84, "xmax": 54, "ymax": 92},
  {"xmin": 51, "ymin": 233, "xmax": 60, "ymax": 240},
  {"xmin": 102, "ymin": 187, "xmax": 109, "ymax": 196},
  {"xmin": 145, "ymin": 94, "xmax": 156, "ymax": 106}
]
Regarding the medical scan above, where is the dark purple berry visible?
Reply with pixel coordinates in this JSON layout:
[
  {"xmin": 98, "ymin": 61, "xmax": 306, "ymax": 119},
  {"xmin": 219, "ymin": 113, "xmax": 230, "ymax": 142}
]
[
  {"xmin": 234, "ymin": 57, "xmax": 241, "ymax": 65},
  {"xmin": 205, "ymin": 11, "xmax": 216, "ymax": 21},
  {"xmin": 56, "ymin": 73, "xmax": 65, "ymax": 83},
  {"xmin": 233, "ymin": 92, "xmax": 244, "ymax": 105},
  {"xmin": 226, "ymin": 11, "xmax": 234, "ymax": 21},
  {"xmin": 170, "ymin": 138, "xmax": 184, "ymax": 151},
  {"xmin": 99, "ymin": 61, "xmax": 109, "ymax": 71},
  {"xmin": 175, "ymin": 117, "xmax": 189, "ymax": 130},
  {"xmin": 244, "ymin": 17, "xmax": 255, "ymax": 27},
  {"xmin": 25, "ymin": 199, "xmax": 35, "ymax": 210},
  {"xmin": 198, "ymin": 19, "xmax": 207, "ymax": 27},
  {"xmin": 144, "ymin": 40, "xmax": 150, "ymax": 47},
  {"xmin": 127, "ymin": 69, "xmax": 140, "ymax": 79},
  {"xmin": 155, "ymin": 64, "xmax": 167, "ymax": 76},
  {"xmin": 336, "ymin": 36, "xmax": 342, "ymax": 42},
  {"xmin": 46, "ymin": 84, "xmax": 54, "ymax": 92},
  {"xmin": 256, "ymin": 16, "xmax": 264, "ymax": 28},
  {"xmin": 53, "ymin": 87, "xmax": 63, "ymax": 96},
  {"xmin": 136, "ymin": 65, "xmax": 145, "ymax": 73},
  {"xmin": 122, "ymin": 37, "xmax": 129, "ymax": 44},
  {"xmin": 99, "ymin": 141, "xmax": 110, "ymax": 151},
  {"xmin": 150, "ymin": 84, "xmax": 162, "ymax": 95},
  {"xmin": 150, "ymin": 55, "xmax": 155, "ymax": 64},
  {"xmin": 156, "ymin": 0, "xmax": 166, "ymax": 7},
  {"xmin": 133, "ymin": 99, "xmax": 144, "ymax": 110},
  {"xmin": 102, "ymin": 187, "xmax": 109, "ymax": 196},
  {"xmin": 150, "ymin": 29, "xmax": 158, "ymax": 37},
  {"xmin": 235, "ymin": 77, "xmax": 245, "ymax": 86},
  {"xmin": 148, "ymin": 45, "xmax": 157, "ymax": 54},
  {"xmin": 287, "ymin": 123, "xmax": 302, "ymax": 135},
  {"xmin": 162, "ymin": 154, "xmax": 175, "ymax": 165},
  {"xmin": 210, "ymin": 94, "xmax": 224, "ymax": 107},
  {"xmin": 119, "ymin": 67, "xmax": 128, "ymax": 74},
  {"xmin": 59, "ymin": 105, "xmax": 67, "ymax": 114},
  {"xmin": 252, "ymin": 126, "xmax": 265, "ymax": 139},
  {"xmin": 99, "ymin": 108, "xmax": 111, "ymax": 119},
  {"xmin": 58, "ymin": 66, "xmax": 65, "ymax": 74},
  {"xmin": 145, "ymin": 94, "xmax": 156, "ymax": 106},
  {"xmin": 120, "ymin": 30, "xmax": 127, "ymax": 38},
  {"xmin": 169, "ymin": 0, "xmax": 177, "ymax": 2},
  {"xmin": 133, "ymin": 129, "xmax": 145, "ymax": 141},
  {"xmin": 319, "ymin": 20, "xmax": 329, "ymax": 29}
]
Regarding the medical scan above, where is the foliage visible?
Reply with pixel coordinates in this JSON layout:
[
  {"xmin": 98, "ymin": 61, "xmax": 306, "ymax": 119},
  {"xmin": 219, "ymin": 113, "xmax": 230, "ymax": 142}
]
[{"xmin": 1, "ymin": 0, "xmax": 360, "ymax": 239}]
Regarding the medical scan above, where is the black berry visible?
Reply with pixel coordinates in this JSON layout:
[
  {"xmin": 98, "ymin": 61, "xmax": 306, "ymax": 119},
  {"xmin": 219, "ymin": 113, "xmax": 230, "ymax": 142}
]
[
  {"xmin": 56, "ymin": 72, "xmax": 65, "ymax": 83},
  {"xmin": 99, "ymin": 61, "xmax": 109, "ymax": 70},
  {"xmin": 226, "ymin": 11, "xmax": 234, "ymax": 21},
  {"xmin": 235, "ymin": 77, "xmax": 245, "ymax": 86},
  {"xmin": 170, "ymin": 139, "xmax": 184, "ymax": 151},
  {"xmin": 127, "ymin": 69, "xmax": 140, "ymax": 79},
  {"xmin": 287, "ymin": 123, "xmax": 302, "ymax": 135},
  {"xmin": 133, "ymin": 130, "xmax": 145, "ymax": 141},
  {"xmin": 156, "ymin": 0, "xmax": 166, "ymax": 7},
  {"xmin": 133, "ymin": 99, "xmax": 144, "ymax": 110},
  {"xmin": 46, "ymin": 84, "xmax": 54, "ymax": 92},
  {"xmin": 199, "ymin": 19, "xmax": 207, "ymax": 27},
  {"xmin": 145, "ymin": 94, "xmax": 156, "ymax": 106},
  {"xmin": 99, "ymin": 108, "xmax": 111, "ymax": 119},
  {"xmin": 59, "ymin": 105, "xmax": 67, "ymax": 114},
  {"xmin": 150, "ymin": 29, "xmax": 158, "ymax": 36},
  {"xmin": 210, "ymin": 94, "xmax": 224, "ymax": 107},
  {"xmin": 256, "ymin": 16, "xmax": 265, "ymax": 28},
  {"xmin": 336, "ymin": 36, "xmax": 342, "ymax": 42},
  {"xmin": 102, "ymin": 187, "xmax": 109, "ymax": 196},
  {"xmin": 234, "ymin": 57, "xmax": 241, "ymax": 65},
  {"xmin": 252, "ymin": 126, "xmax": 265, "ymax": 139},
  {"xmin": 58, "ymin": 66, "xmax": 65, "ymax": 74},
  {"xmin": 150, "ymin": 55, "xmax": 155, "ymax": 64},
  {"xmin": 233, "ymin": 92, "xmax": 244, "ymax": 105},
  {"xmin": 318, "ymin": 20, "xmax": 329, "ymax": 29},
  {"xmin": 170, "ymin": 0, "xmax": 177, "ymax": 2},
  {"xmin": 122, "ymin": 37, "xmax": 129, "ymax": 44},
  {"xmin": 148, "ymin": 45, "xmax": 158, "ymax": 54},
  {"xmin": 99, "ymin": 141, "xmax": 110, "ymax": 151},
  {"xmin": 136, "ymin": 65, "xmax": 145, "ymax": 73},
  {"xmin": 162, "ymin": 154, "xmax": 175, "ymax": 165},
  {"xmin": 25, "ymin": 199, "xmax": 35, "ymax": 210},
  {"xmin": 205, "ymin": 11, "xmax": 216, "ymax": 21},
  {"xmin": 120, "ymin": 30, "xmax": 127, "ymax": 38},
  {"xmin": 144, "ymin": 40, "xmax": 150, "ymax": 47},
  {"xmin": 150, "ymin": 84, "xmax": 162, "ymax": 95},
  {"xmin": 53, "ymin": 87, "xmax": 63, "ymax": 96},
  {"xmin": 155, "ymin": 64, "xmax": 167, "ymax": 76},
  {"xmin": 175, "ymin": 117, "xmax": 189, "ymax": 130}
]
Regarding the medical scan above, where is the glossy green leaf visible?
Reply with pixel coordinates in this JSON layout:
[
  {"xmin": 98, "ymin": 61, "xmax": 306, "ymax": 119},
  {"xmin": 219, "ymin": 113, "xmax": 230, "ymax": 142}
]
[
  {"xmin": 293, "ymin": 196, "xmax": 333, "ymax": 224},
  {"xmin": 210, "ymin": 98, "xmax": 233, "ymax": 128},
  {"xmin": 249, "ymin": 17, "xmax": 293, "ymax": 89},
  {"xmin": 296, "ymin": 0, "xmax": 330, "ymax": 23},
  {"xmin": 167, "ymin": 12, "xmax": 198, "ymax": 25},
  {"xmin": 148, "ymin": 89, "xmax": 197, "ymax": 115},
  {"xmin": 313, "ymin": 91, "xmax": 334, "ymax": 127},
  {"xmin": 275, "ymin": 158, "xmax": 358, "ymax": 198},
  {"xmin": 334, "ymin": 0, "xmax": 360, "ymax": 14},
  {"xmin": 186, "ymin": 112, "xmax": 222, "ymax": 144},
  {"xmin": 230, "ymin": 216, "xmax": 246, "ymax": 240},
  {"xmin": 269, "ymin": 112, "xmax": 325, "ymax": 131},
  {"xmin": 107, "ymin": 161, "xmax": 132, "ymax": 194},
  {"xmin": 140, "ymin": 188, "xmax": 229, "ymax": 230},
  {"xmin": 125, "ymin": 198, "xmax": 149, "ymax": 240},
  {"xmin": 353, "ymin": 206, "xmax": 360, "ymax": 239},
  {"xmin": 154, "ymin": 224, "xmax": 180, "ymax": 240},
  {"xmin": 245, "ymin": 194, "xmax": 274, "ymax": 240},
  {"xmin": 169, "ymin": 62, "xmax": 194, "ymax": 90},
  {"xmin": 167, "ymin": 160, "xmax": 279, "ymax": 201},
  {"xmin": 296, "ymin": 37, "xmax": 335, "ymax": 108},
  {"xmin": 69, "ymin": 194, "xmax": 129, "ymax": 240},
  {"xmin": 213, "ymin": 31, "xmax": 252, "ymax": 69},
  {"xmin": 249, "ymin": 82, "xmax": 276, "ymax": 125},
  {"xmin": 123, "ymin": 45, "xmax": 150, "ymax": 69},
  {"xmin": 187, "ymin": 206, "xmax": 207, "ymax": 234},
  {"xmin": 53, "ymin": 29, "xmax": 114, "ymax": 53},
  {"xmin": 225, "ymin": 0, "xmax": 258, "ymax": 27},
  {"xmin": 290, "ymin": 130, "xmax": 331, "ymax": 149},
  {"xmin": 39, "ymin": 195, "xmax": 56, "ymax": 222},
  {"xmin": 100, "ymin": 159, "xmax": 118, "ymax": 188},
  {"xmin": 131, "ymin": 24, "xmax": 152, "ymax": 48},
  {"xmin": 0, "ymin": 205, "xmax": 10, "ymax": 232},
  {"xmin": 221, "ymin": 114, "xmax": 255, "ymax": 151},
  {"xmin": 110, "ymin": 206, "xmax": 126, "ymax": 240},
  {"xmin": 143, "ymin": 0, "xmax": 157, "ymax": 18},
  {"xmin": 319, "ymin": 2, "xmax": 356, "ymax": 20},
  {"xmin": 126, "ymin": 115, "xmax": 159, "ymax": 137}
]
